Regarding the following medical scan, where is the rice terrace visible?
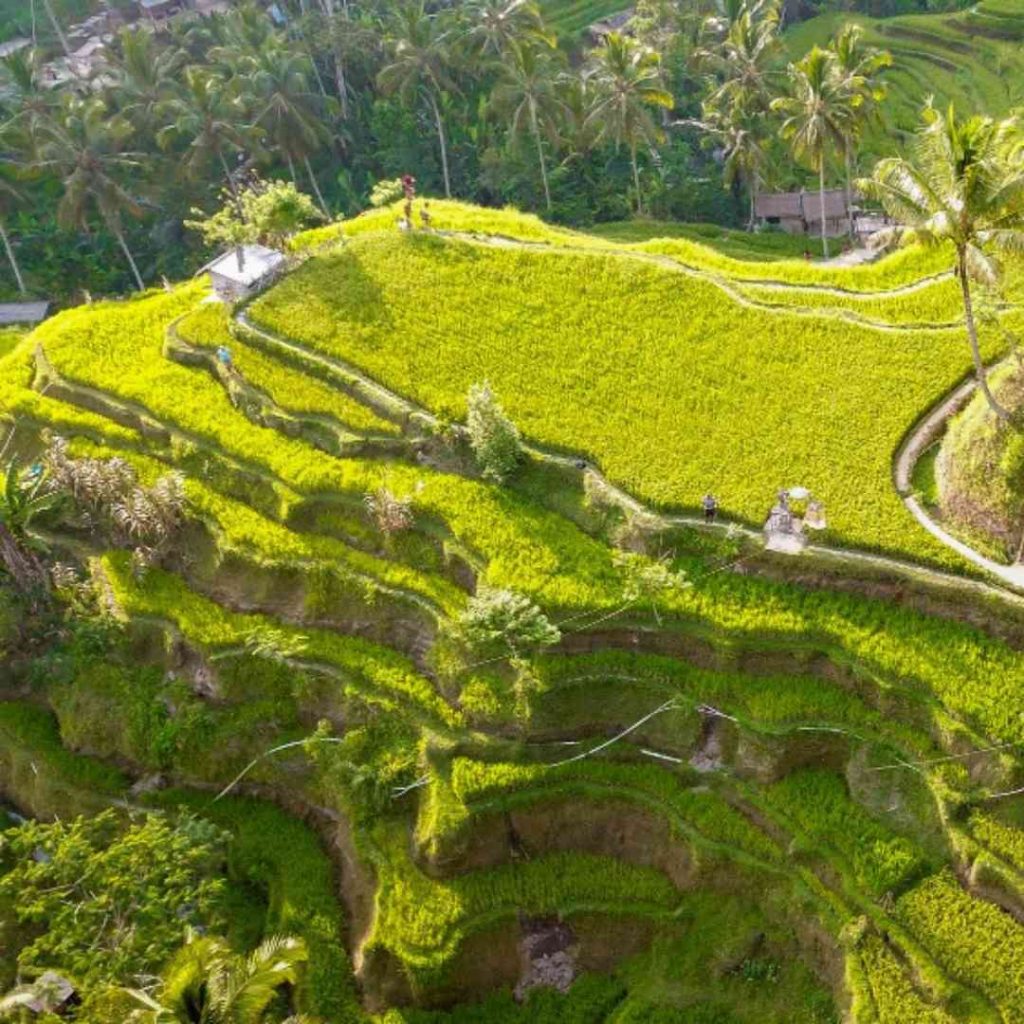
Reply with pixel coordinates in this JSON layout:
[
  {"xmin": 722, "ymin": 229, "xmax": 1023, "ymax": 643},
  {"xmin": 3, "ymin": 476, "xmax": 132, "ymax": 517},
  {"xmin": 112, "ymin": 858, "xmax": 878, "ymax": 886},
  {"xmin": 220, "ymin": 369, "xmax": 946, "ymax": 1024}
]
[{"xmin": 12, "ymin": 1, "xmax": 1024, "ymax": 1023}]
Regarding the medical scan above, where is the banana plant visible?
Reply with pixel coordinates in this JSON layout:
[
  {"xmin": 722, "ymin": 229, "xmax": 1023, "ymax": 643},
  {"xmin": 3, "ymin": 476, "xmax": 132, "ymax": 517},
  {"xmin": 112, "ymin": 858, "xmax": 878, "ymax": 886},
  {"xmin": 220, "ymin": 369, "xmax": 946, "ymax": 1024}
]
[{"xmin": 0, "ymin": 457, "xmax": 66, "ymax": 597}]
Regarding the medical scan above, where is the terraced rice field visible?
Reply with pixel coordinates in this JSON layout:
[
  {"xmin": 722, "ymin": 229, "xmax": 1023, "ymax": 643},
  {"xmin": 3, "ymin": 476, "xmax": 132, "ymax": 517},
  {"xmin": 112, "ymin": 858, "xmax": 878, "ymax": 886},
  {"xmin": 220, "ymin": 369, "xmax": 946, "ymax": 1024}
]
[
  {"xmin": 786, "ymin": 0, "xmax": 1024, "ymax": 157},
  {"xmin": 8, "ymin": 201, "xmax": 1024, "ymax": 1021}
]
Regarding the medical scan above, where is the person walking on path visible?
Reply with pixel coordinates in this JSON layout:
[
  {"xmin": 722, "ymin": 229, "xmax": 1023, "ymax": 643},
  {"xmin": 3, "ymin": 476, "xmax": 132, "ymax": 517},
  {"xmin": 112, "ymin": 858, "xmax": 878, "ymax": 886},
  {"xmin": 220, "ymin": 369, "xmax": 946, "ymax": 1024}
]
[{"xmin": 702, "ymin": 493, "xmax": 718, "ymax": 523}]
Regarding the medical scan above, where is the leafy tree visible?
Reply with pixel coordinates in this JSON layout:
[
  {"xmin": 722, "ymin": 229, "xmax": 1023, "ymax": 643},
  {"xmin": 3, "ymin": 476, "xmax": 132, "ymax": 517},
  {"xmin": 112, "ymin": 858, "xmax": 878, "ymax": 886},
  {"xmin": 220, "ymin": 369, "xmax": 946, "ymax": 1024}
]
[
  {"xmin": 831, "ymin": 23, "xmax": 890, "ymax": 238},
  {"xmin": 457, "ymin": 585, "xmax": 560, "ymax": 657},
  {"xmin": 490, "ymin": 39, "xmax": 564, "ymax": 211},
  {"xmin": 102, "ymin": 27, "xmax": 186, "ymax": 136},
  {"xmin": 186, "ymin": 179, "xmax": 322, "ymax": 262},
  {"xmin": 584, "ymin": 32, "xmax": 674, "ymax": 214},
  {"xmin": 697, "ymin": 0, "xmax": 780, "ymax": 119},
  {"xmin": 0, "ymin": 811, "xmax": 226, "ymax": 988},
  {"xmin": 680, "ymin": 102, "xmax": 767, "ymax": 230},
  {"xmin": 772, "ymin": 46, "xmax": 853, "ymax": 258},
  {"xmin": 859, "ymin": 103, "xmax": 1024, "ymax": 420},
  {"xmin": 466, "ymin": 381, "xmax": 523, "ymax": 483},
  {"xmin": 127, "ymin": 933, "xmax": 308, "ymax": 1024},
  {"xmin": 378, "ymin": 2, "xmax": 459, "ymax": 199}
]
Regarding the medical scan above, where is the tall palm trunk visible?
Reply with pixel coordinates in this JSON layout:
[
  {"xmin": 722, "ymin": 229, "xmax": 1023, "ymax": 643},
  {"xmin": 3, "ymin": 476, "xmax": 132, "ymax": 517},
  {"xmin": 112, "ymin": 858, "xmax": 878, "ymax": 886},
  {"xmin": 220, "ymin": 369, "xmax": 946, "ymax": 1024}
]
[
  {"xmin": 818, "ymin": 162, "xmax": 829, "ymax": 259},
  {"xmin": 530, "ymin": 104, "xmax": 552, "ymax": 212},
  {"xmin": 217, "ymin": 148, "xmax": 242, "ymax": 210},
  {"xmin": 323, "ymin": 0, "xmax": 349, "ymax": 119},
  {"xmin": 285, "ymin": 150, "xmax": 298, "ymax": 186},
  {"xmin": 40, "ymin": 0, "xmax": 70, "ymax": 57},
  {"xmin": 303, "ymin": 155, "xmax": 330, "ymax": 217},
  {"xmin": 0, "ymin": 222, "xmax": 27, "ymax": 296},
  {"xmin": 844, "ymin": 138, "xmax": 856, "ymax": 241},
  {"xmin": 427, "ymin": 90, "xmax": 451, "ymax": 199},
  {"xmin": 747, "ymin": 172, "xmax": 759, "ymax": 233},
  {"xmin": 0, "ymin": 521, "xmax": 48, "ymax": 601},
  {"xmin": 631, "ymin": 140, "xmax": 643, "ymax": 215},
  {"xmin": 115, "ymin": 230, "xmax": 145, "ymax": 293},
  {"xmin": 958, "ymin": 248, "xmax": 1010, "ymax": 421}
]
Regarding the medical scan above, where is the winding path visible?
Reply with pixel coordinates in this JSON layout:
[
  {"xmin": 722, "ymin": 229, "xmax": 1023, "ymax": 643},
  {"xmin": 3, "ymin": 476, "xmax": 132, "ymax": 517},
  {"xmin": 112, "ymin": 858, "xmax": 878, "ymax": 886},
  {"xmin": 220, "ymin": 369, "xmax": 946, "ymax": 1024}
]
[{"xmin": 893, "ymin": 357, "xmax": 1024, "ymax": 589}]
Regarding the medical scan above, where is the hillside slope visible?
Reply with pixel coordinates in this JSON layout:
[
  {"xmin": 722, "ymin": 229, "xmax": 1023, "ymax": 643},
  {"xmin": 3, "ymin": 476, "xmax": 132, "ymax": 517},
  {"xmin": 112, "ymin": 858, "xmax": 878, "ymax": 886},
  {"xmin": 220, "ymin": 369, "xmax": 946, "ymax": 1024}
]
[{"xmin": 786, "ymin": 0, "xmax": 1024, "ymax": 156}]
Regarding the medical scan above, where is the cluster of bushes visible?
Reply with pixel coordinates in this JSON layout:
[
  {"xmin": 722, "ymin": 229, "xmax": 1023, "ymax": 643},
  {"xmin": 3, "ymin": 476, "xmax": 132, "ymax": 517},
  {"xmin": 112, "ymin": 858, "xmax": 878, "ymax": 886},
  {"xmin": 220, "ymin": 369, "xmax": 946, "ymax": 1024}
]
[{"xmin": 161, "ymin": 792, "xmax": 361, "ymax": 1022}]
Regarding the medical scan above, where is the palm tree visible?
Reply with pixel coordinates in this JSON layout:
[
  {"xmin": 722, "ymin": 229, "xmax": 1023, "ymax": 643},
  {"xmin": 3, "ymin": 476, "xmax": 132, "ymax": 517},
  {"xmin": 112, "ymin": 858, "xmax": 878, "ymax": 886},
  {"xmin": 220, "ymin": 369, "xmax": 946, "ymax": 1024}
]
[
  {"xmin": 157, "ymin": 67, "xmax": 262, "ymax": 207},
  {"xmin": 466, "ymin": 0, "xmax": 551, "ymax": 58},
  {"xmin": 0, "ymin": 172, "xmax": 27, "ymax": 294},
  {"xmin": 491, "ymin": 40, "xmax": 564, "ymax": 211},
  {"xmin": 0, "ymin": 456, "xmax": 64, "ymax": 598},
  {"xmin": 34, "ymin": 95, "xmax": 149, "ymax": 291},
  {"xmin": 697, "ymin": 0, "xmax": 781, "ymax": 117},
  {"xmin": 128, "ymin": 933, "xmax": 308, "ymax": 1024},
  {"xmin": 584, "ymin": 32, "xmax": 674, "ymax": 215},
  {"xmin": 771, "ymin": 46, "xmax": 853, "ymax": 258},
  {"xmin": 831, "ymin": 23, "xmax": 890, "ymax": 238},
  {"xmin": 378, "ymin": 2, "xmax": 459, "ymax": 199},
  {"xmin": 101, "ymin": 27, "xmax": 186, "ymax": 135},
  {"xmin": 242, "ymin": 43, "xmax": 335, "ymax": 215},
  {"xmin": 858, "ymin": 104, "xmax": 1024, "ymax": 420}
]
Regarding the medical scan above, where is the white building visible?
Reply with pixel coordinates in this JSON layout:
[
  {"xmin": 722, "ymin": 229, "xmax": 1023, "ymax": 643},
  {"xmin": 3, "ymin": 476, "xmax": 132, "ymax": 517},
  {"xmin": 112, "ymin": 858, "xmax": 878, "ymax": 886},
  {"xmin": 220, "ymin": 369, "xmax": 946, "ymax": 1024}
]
[{"xmin": 205, "ymin": 245, "xmax": 286, "ymax": 304}]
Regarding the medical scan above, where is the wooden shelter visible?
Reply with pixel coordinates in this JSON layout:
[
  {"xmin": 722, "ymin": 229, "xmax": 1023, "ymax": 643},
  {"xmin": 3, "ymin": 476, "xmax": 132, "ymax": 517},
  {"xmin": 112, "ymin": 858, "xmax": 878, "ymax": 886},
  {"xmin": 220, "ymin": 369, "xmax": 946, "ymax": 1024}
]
[
  {"xmin": 0, "ymin": 301, "xmax": 50, "ymax": 327},
  {"xmin": 755, "ymin": 189, "xmax": 854, "ymax": 238},
  {"xmin": 205, "ymin": 245, "xmax": 286, "ymax": 304}
]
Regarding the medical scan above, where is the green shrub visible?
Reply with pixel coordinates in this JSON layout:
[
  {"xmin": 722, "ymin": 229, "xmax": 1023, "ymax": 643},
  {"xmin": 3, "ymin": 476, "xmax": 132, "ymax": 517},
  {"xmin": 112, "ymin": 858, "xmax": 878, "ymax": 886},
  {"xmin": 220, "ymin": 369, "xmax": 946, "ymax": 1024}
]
[{"xmin": 466, "ymin": 382, "xmax": 523, "ymax": 484}]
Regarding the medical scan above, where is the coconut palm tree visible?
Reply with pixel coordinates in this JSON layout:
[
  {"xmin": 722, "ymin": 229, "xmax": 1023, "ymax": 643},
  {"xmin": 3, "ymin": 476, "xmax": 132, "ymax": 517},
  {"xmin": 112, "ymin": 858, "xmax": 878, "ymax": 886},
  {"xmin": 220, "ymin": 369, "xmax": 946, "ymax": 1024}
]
[
  {"xmin": 34, "ymin": 95, "xmax": 149, "ymax": 291},
  {"xmin": 584, "ymin": 32, "xmax": 674, "ymax": 215},
  {"xmin": 0, "ymin": 170, "xmax": 27, "ymax": 295},
  {"xmin": 831, "ymin": 23, "xmax": 890, "ymax": 238},
  {"xmin": 858, "ymin": 103, "xmax": 1024, "ymax": 420},
  {"xmin": 101, "ymin": 27, "xmax": 186, "ymax": 135},
  {"xmin": 156, "ymin": 67, "xmax": 261, "ymax": 207},
  {"xmin": 465, "ymin": 0, "xmax": 551, "ymax": 58},
  {"xmin": 771, "ymin": 46, "xmax": 853, "ymax": 258},
  {"xmin": 697, "ymin": 0, "xmax": 780, "ymax": 117},
  {"xmin": 128, "ymin": 933, "xmax": 308, "ymax": 1024},
  {"xmin": 242, "ymin": 42, "xmax": 335, "ymax": 215},
  {"xmin": 491, "ymin": 39, "xmax": 564, "ymax": 210},
  {"xmin": 378, "ymin": 2, "xmax": 459, "ymax": 199}
]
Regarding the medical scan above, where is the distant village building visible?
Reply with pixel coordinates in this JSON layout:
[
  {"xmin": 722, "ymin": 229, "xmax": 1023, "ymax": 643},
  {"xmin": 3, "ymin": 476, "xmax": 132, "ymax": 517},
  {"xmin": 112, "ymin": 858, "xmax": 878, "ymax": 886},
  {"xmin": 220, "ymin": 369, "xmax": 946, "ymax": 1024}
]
[
  {"xmin": 137, "ymin": 0, "xmax": 191, "ymax": 21},
  {"xmin": 755, "ymin": 189, "xmax": 854, "ymax": 238},
  {"xmin": 205, "ymin": 245, "xmax": 286, "ymax": 304},
  {"xmin": 0, "ymin": 301, "xmax": 50, "ymax": 327},
  {"xmin": 588, "ymin": 9, "xmax": 634, "ymax": 42}
]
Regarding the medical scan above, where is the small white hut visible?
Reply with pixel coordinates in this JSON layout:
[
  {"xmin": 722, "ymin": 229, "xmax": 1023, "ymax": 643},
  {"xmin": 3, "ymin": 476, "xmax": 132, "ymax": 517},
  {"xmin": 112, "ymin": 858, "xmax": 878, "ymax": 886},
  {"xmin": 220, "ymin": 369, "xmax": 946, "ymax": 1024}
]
[{"xmin": 206, "ymin": 245, "xmax": 286, "ymax": 304}]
